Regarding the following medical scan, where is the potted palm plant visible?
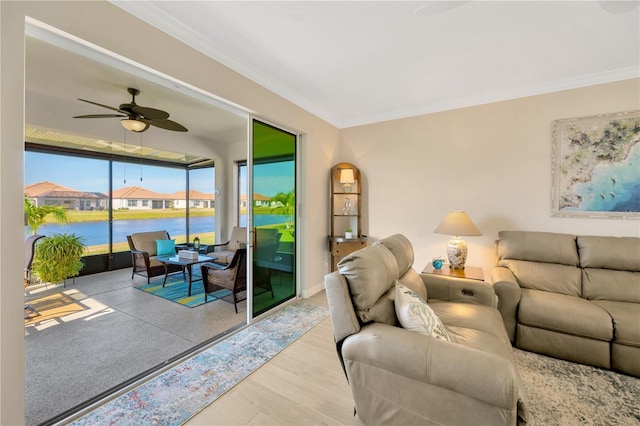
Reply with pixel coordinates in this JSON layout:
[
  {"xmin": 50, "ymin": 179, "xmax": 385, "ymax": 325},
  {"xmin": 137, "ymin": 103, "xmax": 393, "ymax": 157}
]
[
  {"xmin": 32, "ymin": 233, "xmax": 85, "ymax": 285},
  {"xmin": 24, "ymin": 197, "xmax": 68, "ymax": 235}
]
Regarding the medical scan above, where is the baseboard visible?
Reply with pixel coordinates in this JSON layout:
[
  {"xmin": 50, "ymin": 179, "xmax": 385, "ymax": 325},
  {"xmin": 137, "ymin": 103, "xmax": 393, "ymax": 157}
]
[{"xmin": 301, "ymin": 281, "xmax": 324, "ymax": 298}]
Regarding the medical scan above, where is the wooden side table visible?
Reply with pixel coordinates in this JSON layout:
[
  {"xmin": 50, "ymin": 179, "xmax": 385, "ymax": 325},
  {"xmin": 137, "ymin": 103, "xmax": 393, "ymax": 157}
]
[{"xmin": 422, "ymin": 265, "xmax": 484, "ymax": 281}]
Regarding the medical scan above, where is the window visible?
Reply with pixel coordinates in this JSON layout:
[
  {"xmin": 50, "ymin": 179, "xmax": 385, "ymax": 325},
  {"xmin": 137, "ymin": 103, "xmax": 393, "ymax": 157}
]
[
  {"xmin": 25, "ymin": 147, "xmax": 214, "ymax": 261},
  {"xmin": 24, "ymin": 151, "xmax": 110, "ymax": 255}
]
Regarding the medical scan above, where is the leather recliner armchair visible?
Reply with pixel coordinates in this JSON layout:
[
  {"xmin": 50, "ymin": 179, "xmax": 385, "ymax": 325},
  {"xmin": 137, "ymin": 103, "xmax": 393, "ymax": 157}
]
[{"xmin": 325, "ymin": 234, "xmax": 529, "ymax": 425}]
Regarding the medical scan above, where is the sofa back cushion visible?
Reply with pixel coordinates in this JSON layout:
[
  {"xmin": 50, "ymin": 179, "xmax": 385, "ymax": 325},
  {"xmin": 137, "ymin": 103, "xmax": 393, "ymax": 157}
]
[
  {"xmin": 578, "ymin": 236, "xmax": 640, "ymax": 271},
  {"xmin": 376, "ymin": 234, "xmax": 429, "ymax": 301},
  {"xmin": 338, "ymin": 244, "xmax": 399, "ymax": 325},
  {"xmin": 497, "ymin": 231, "xmax": 582, "ymax": 296},
  {"xmin": 130, "ymin": 230, "xmax": 169, "ymax": 257},
  {"xmin": 376, "ymin": 234, "xmax": 414, "ymax": 276},
  {"xmin": 497, "ymin": 231, "xmax": 579, "ymax": 266},
  {"xmin": 498, "ymin": 259, "xmax": 582, "ymax": 297},
  {"xmin": 227, "ymin": 226, "xmax": 247, "ymax": 251},
  {"xmin": 578, "ymin": 236, "xmax": 640, "ymax": 302}
]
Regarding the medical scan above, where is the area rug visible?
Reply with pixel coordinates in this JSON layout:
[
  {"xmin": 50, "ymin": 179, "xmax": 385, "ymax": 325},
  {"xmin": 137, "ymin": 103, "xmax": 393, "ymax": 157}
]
[
  {"xmin": 70, "ymin": 301, "xmax": 329, "ymax": 426},
  {"xmin": 135, "ymin": 271, "xmax": 232, "ymax": 308},
  {"xmin": 514, "ymin": 348, "xmax": 640, "ymax": 425}
]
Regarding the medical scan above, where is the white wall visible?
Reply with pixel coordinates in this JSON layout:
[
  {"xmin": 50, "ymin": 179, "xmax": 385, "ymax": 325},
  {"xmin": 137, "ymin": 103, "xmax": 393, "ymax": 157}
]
[
  {"xmin": 340, "ymin": 78, "xmax": 640, "ymax": 279},
  {"xmin": 1, "ymin": 2, "xmax": 340, "ymax": 424}
]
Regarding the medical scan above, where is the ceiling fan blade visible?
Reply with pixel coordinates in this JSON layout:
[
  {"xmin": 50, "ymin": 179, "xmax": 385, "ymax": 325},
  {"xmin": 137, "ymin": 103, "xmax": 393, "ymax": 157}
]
[
  {"xmin": 146, "ymin": 119, "xmax": 188, "ymax": 132},
  {"xmin": 73, "ymin": 114, "xmax": 127, "ymax": 119},
  {"xmin": 78, "ymin": 98, "xmax": 126, "ymax": 113},
  {"xmin": 131, "ymin": 105, "xmax": 170, "ymax": 120}
]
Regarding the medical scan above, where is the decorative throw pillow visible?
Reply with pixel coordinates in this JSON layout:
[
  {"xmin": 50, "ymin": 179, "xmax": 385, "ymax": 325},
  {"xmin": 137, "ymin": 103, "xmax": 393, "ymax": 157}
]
[
  {"xmin": 156, "ymin": 239, "xmax": 176, "ymax": 256},
  {"xmin": 394, "ymin": 281, "xmax": 451, "ymax": 341}
]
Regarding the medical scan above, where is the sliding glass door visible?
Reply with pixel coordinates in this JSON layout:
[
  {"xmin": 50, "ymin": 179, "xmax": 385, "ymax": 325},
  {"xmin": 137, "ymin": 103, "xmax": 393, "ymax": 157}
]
[{"xmin": 249, "ymin": 119, "xmax": 297, "ymax": 317}]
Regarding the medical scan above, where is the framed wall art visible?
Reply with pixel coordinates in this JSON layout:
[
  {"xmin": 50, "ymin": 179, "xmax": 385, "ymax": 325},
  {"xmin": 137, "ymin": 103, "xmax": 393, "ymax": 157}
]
[{"xmin": 551, "ymin": 110, "xmax": 640, "ymax": 219}]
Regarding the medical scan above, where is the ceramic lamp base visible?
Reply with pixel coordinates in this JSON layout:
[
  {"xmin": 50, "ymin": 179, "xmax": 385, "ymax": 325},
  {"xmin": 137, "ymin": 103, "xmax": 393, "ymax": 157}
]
[{"xmin": 447, "ymin": 236, "xmax": 468, "ymax": 269}]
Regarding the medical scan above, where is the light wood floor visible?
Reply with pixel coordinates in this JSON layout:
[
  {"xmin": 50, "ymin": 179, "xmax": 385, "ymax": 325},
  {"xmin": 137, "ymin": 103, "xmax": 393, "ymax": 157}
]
[{"xmin": 184, "ymin": 291, "xmax": 365, "ymax": 426}]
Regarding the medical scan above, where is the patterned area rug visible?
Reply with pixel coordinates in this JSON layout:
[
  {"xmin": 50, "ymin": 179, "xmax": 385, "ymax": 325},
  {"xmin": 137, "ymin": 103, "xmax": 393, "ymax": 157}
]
[
  {"xmin": 514, "ymin": 348, "xmax": 640, "ymax": 425},
  {"xmin": 135, "ymin": 271, "xmax": 232, "ymax": 308},
  {"xmin": 71, "ymin": 302, "xmax": 329, "ymax": 425}
]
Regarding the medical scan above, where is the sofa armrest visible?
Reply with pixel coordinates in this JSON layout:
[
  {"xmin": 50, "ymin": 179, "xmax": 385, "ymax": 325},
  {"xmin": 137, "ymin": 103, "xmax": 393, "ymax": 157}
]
[
  {"xmin": 420, "ymin": 273, "xmax": 496, "ymax": 307},
  {"xmin": 491, "ymin": 266, "xmax": 521, "ymax": 343},
  {"xmin": 210, "ymin": 242, "xmax": 230, "ymax": 252},
  {"xmin": 325, "ymin": 271, "xmax": 360, "ymax": 344},
  {"xmin": 130, "ymin": 248, "xmax": 151, "ymax": 269},
  {"xmin": 342, "ymin": 323, "xmax": 521, "ymax": 413}
]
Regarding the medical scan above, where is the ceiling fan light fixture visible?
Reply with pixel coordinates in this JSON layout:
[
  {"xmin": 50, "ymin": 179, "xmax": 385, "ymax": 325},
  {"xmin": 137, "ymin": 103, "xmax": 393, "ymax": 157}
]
[{"xmin": 121, "ymin": 118, "xmax": 149, "ymax": 133}]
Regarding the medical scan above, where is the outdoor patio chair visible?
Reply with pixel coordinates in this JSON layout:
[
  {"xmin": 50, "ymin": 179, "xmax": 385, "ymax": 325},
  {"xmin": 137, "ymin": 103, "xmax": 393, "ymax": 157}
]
[
  {"xmin": 207, "ymin": 226, "xmax": 247, "ymax": 265},
  {"xmin": 127, "ymin": 230, "xmax": 183, "ymax": 284},
  {"xmin": 201, "ymin": 248, "xmax": 247, "ymax": 313},
  {"xmin": 24, "ymin": 234, "xmax": 45, "ymax": 317},
  {"xmin": 25, "ymin": 234, "xmax": 45, "ymax": 287}
]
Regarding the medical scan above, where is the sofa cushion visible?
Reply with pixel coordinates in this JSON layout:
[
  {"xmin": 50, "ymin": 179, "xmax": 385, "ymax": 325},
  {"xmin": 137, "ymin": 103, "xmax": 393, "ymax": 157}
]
[
  {"xmin": 431, "ymin": 301, "xmax": 511, "ymax": 346},
  {"xmin": 518, "ymin": 289, "xmax": 613, "ymax": 341},
  {"xmin": 398, "ymin": 268, "xmax": 428, "ymax": 302},
  {"xmin": 498, "ymin": 259, "xmax": 582, "ymax": 297},
  {"xmin": 338, "ymin": 244, "xmax": 399, "ymax": 324},
  {"xmin": 212, "ymin": 250, "xmax": 235, "ymax": 264},
  {"xmin": 130, "ymin": 230, "xmax": 169, "ymax": 257},
  {"xmin": 592, "ymin": 300, "xmax": 640, "ymax": 347},
  {"xmin": 498, "ymin": 231, "xmax": 579, "ymax": 266},
  {"xmin": 376, "ymin": 234, "xmax": 414, "ymax": 276},
  {"xmin": 156, "ymin": 239, "xmax": 176, "ymax": 256},
  {"xmin": 582, "ymin": 269, "xmax": 640, "ymax": 303},
  {"xmin": 578, "ymin": 235, "xmax": 640, "ymax": 272},
  {"xmin": 395, "ymin": 282, "xmax": 450, "ymax": 341}
]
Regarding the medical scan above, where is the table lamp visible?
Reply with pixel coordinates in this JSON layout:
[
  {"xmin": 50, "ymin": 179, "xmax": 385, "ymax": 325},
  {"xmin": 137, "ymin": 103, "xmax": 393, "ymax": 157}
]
[
  {"xmin": 434, "ymin": 210, "xmax": 482, "ymax": 269},
  {"xmin": 339, "ymin": 168, "xmax": 355, "ymax": 193}
]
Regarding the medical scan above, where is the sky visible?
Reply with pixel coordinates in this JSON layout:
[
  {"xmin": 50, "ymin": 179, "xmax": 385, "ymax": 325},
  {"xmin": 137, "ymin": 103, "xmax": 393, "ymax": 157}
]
[{"xmin": 25, "ymin": 151, "xmax": 294, "ymax": 196}]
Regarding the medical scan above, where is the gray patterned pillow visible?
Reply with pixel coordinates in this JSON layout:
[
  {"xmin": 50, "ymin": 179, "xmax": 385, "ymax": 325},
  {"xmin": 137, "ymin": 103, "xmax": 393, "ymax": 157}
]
[{"xmin": 394, "ymin": 281, "xmax": 450, "ymax": 341}]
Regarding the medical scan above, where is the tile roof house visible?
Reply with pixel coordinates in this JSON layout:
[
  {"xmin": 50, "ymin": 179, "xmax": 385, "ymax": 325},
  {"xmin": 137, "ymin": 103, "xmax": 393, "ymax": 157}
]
[
  {"xmin": 24, "ymin": 181, "xmax": 108, "ymax": 211},
  {"xmin": 110, "ymin": 186, "xmax": 173, "ymax": 210},
  {"xmin": 170, "ymin": 189, "xmax": 215, "ymax": 208}
]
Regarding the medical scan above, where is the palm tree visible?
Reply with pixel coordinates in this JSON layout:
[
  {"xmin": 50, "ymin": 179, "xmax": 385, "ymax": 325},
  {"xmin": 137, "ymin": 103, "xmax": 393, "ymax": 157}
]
[
  {"xmin": 24, "ymin": 197, "xmax": 68, "ymax": 235},
  {"xmin": 271, "ymin": 190, "xmax": 295, "ymax": 228}
]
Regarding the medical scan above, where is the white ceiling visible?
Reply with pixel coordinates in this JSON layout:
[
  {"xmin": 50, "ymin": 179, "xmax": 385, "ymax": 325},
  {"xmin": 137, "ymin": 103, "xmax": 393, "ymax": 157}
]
[{"xmin": 113, "ymin": 0, "xmax": 640, "ymax": 129}]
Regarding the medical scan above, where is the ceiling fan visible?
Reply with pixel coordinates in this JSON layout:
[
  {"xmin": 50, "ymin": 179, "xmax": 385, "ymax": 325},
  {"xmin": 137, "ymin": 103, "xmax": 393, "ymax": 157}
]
[{"xmin": 73, "ymin": 87, "xmax": 188, "ymax": 133}]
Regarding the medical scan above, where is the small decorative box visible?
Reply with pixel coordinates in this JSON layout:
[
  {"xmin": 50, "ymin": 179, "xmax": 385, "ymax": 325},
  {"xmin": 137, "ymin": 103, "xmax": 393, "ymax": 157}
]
[{"xmin": 178, "ymin": 250, "xmax": 199, "ymax": 260}]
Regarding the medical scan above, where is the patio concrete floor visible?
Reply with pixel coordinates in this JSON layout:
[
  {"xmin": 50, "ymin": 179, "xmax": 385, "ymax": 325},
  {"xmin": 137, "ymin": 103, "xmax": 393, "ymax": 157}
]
[{"xmin": 24, "ymin": 268, "xmax": 247, "ymax": 426}]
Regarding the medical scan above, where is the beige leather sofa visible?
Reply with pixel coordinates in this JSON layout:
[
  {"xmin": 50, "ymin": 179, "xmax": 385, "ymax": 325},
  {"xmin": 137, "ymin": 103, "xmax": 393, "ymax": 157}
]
[
  {"xmin": 493, "ymin": 230, "xmax": 640, "ymax": 377},
  {"xmin": 325, "ymin": 234, "xmax": 529, "ymax": 425}
]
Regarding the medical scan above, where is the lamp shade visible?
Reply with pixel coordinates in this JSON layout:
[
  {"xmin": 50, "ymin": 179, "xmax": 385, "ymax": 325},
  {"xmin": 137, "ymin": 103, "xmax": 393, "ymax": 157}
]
[
  {"xmin": 434, "ymin": 210, "xmax": 482, "ymax": 236},
  {"xmin": 339, "ymin": 168, "xmax": 355, "ymax": 184},
  {"xmin": 121, "ymin": 118, "xmax": 149, "ymax": 133}
]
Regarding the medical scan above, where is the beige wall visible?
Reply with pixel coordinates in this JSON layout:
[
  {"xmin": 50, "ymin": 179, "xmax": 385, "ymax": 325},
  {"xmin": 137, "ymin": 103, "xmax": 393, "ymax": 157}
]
[
  {"xmin": 1, "ymin": 2, "xmax": 339, "ymax": 423},
  {"xmin": 340, "ymin": 78, "xmax": 640, "ymax": 277}
]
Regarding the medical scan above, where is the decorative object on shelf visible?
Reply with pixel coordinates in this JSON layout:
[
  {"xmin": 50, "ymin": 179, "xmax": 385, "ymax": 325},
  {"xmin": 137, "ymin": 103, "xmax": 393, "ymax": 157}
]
[
  {"xmin": 434, "ymin": 210, "xmax": 482, "ymax": 270},
  {"xmin": 340, "ymin": 168, "xmax": 355, "ymax": 193},
  {"xmin": 343, "ymin": 197, "xmax": 351, "ymax": 215},
  {"xmin": 431, "ymin": 257, "xmax": 445, "ymax": 270},
  {"xmin": 193, "ymin": 236, "xmax": 200, "ymax": 251},
  {"xmin": 345, "ymin": 227, "xmax": 353, "ymax": 239}
]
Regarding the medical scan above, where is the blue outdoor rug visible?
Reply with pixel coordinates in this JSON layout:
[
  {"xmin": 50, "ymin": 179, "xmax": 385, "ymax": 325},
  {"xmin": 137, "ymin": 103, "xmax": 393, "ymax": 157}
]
[
  {"xmin": 135, "ymin": 271, "xmax": 232, "ymax": 308},
  {"xmin": 71, "ymin": 301, "xmax": 329, "ymax": 425}
]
